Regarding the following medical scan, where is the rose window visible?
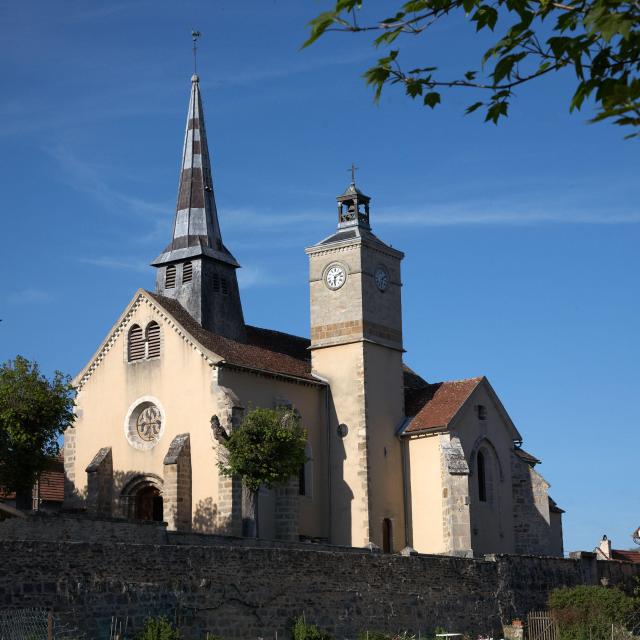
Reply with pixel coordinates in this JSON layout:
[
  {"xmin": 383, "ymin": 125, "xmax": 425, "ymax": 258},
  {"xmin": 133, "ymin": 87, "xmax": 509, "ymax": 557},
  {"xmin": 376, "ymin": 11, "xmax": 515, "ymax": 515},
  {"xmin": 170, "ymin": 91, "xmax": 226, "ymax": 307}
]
[
  {"xmin": 136, "ymin": 406, "xmax": 162, "ymax": 442},
  {"xmin": 125, "ymin": 399, "xmax": 165, "ymax": 450}
]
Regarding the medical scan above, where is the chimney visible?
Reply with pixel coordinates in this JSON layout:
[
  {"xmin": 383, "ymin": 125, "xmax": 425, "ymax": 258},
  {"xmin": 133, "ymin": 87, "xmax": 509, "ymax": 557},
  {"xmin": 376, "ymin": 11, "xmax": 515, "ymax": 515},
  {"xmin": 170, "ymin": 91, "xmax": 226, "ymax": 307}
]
[{"xmin": 598, "ymin": 535, "xmax": 612, "ymax": 559}]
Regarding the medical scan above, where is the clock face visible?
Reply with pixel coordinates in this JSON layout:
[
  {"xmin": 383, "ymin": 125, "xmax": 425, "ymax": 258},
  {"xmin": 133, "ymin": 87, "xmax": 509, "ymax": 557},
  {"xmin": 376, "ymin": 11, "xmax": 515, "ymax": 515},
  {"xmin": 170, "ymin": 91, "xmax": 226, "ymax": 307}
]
[
  {"xmin": 325, "ymin": 264, "xmax": 346, "ymax": 290},
  {"xmin": 375, "ymin": 267, "xmax": 389, "ymax": 292}
]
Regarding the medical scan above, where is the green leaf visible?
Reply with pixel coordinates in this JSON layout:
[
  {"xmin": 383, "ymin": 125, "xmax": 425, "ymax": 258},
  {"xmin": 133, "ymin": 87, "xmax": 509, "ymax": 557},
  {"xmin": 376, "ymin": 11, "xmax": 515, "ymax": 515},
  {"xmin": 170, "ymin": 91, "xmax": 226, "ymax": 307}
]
[
  {"xmin": 424, "ymin": 91, "xmax": 441, "ymax": 107},
  {"xmin": 465, "ymin": 101, "xmax": 484, "ymax": 114}
]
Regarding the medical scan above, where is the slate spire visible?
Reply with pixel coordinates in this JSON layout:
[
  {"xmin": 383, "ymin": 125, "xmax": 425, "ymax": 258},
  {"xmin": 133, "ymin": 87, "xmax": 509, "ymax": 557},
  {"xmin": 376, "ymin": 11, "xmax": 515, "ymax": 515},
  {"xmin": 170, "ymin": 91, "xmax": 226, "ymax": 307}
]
[
  {"xmin": 151, "ymin": 74, "xmax": 245, "ymax": 341},
  {"xmin": 152, "ymin": 74, "xmax": 238, "ymax": 267}
]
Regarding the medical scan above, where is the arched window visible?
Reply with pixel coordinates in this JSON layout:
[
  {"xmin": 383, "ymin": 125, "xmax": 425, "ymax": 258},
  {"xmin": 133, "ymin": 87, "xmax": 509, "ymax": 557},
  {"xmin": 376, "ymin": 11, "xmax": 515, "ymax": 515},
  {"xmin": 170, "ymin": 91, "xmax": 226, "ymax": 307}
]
[
  {"xmin": 298, "ymin": 442, "xmax": 313, "ymax": 497},
  {"xmin": 382, "ymin": 518, "xmax": 393, "ymax": 553},
  {"xmin": 477, "ymin": 448, "xmax": 494, "ymax": 504},
  {"xmin": 146, "ymin": 322, "xmax": 160, "ymax": 358},
  {"xmin": 182, "ymin": 261, "xmax": 193, "ymax": 283},
  {"xmin": 165, "ymin": 265, "xmax": 176, "ymax": 289},
  {"xmin": 128, "ymin": 325, "xmax": 145, "ymax": 361}
]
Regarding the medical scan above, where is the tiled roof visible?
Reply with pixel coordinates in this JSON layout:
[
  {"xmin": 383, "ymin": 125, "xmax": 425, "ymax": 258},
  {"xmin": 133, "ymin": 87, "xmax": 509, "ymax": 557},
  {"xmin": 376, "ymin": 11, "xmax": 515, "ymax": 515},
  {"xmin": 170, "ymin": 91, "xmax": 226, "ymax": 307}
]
[
  {"xmin": 611, "ymin": 549, "xmax": 640, "ymax": 563},
  {"xmin": 515, "ymin": 448, "xmax": 541, "ymax": 466},
  {"xmin": 403, "ymin": 376, "xmax": 483, "ymax": 434},
  {"xmin": 548, "ymin": 497, "xmax": 565, "ymax": 514},
  {"xmin": 148, "ymin": 293, "xmax": 320, "ymax": 383},
  {"xmin": 0, "ymin": 454, "xmax": 64, "ymax": 504}
]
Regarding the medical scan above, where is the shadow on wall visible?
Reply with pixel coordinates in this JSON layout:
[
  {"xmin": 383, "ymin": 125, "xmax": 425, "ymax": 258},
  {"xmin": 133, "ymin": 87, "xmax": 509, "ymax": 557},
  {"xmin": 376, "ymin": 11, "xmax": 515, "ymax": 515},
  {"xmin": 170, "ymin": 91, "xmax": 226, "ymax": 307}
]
[
  {"xmin": 193, "ymin": 497, "xmax": 217, "ymax": 533},
  {"xmin": 328, "ymin": 392, "xmax": 353, "ymax": 547}
]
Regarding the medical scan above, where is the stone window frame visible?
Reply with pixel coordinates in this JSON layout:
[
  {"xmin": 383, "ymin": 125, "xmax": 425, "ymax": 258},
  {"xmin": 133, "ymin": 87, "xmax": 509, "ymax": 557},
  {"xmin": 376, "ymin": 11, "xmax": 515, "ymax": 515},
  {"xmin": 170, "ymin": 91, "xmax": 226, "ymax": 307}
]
[{"xmin": 123, "ymin": 396, "xmax": 166, "ymax": 451}]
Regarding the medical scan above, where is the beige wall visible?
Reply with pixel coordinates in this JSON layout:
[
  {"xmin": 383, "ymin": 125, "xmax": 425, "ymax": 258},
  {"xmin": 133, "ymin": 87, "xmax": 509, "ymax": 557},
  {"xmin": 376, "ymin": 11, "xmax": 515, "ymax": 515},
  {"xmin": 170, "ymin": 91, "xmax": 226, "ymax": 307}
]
[
  {"xmin": 406, "ymin": 434, "xmax": 445, "ymax": 553},
  {"xmin": 362, "ymin": 342, "xmax": 406, "ymax": 551},
  {"xmin": 70, "ymin": 293, "xmax": 326, "ymax": 537},
  {"xmin": 71, "ymin": 295, "xmax": 220, "ymax": 528},
  {"xmin": 216, "ymin": 367, "xmax": 326, "ymax": 539}
]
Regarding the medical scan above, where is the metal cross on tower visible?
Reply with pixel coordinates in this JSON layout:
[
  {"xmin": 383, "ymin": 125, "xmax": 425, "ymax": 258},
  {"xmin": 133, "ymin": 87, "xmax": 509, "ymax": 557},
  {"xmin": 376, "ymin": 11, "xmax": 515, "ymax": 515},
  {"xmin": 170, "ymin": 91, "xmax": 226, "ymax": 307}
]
[
  {"xmin": 192, "ymin": 29, "xmax": 201, "ymax": 74},
  {"xmin": 348, "ymin": 163, "xmax": 358, "ymax": 184}
]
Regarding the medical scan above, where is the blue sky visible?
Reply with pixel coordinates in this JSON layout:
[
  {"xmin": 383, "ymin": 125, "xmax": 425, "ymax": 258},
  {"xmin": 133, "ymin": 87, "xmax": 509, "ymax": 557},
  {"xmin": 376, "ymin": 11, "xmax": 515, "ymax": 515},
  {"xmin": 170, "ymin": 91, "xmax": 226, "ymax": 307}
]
[{"xmin": 1, "ymin": 1, "xmax": 638, "ymax": 554}]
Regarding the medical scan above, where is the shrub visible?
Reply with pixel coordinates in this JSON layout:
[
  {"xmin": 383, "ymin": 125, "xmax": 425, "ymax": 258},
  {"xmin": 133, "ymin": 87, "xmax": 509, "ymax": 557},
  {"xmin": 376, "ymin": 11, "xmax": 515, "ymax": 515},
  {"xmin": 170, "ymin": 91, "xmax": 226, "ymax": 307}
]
[
  {"xmin": 548, "ymin": 585, "xmax": 635, "ymax": 640},
  {"xmin": 136, "ymin": 616, "xmax": 181, "ymax": 640},
  {"xmin": 292, "ymin": 615, "xmax": 332, "ymax": 640}
]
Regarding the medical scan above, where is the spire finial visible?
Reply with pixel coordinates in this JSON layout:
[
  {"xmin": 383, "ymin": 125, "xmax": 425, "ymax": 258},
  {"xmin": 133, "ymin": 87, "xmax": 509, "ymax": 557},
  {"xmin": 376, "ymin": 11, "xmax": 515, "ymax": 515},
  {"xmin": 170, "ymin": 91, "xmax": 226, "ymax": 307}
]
[
  {"xmin": 192, "ymin": 30, "xmax": 201, "ymax": 77},
  {"xmin": 349, "ymin": 163, "xmax": 358, "ymax": 184}
]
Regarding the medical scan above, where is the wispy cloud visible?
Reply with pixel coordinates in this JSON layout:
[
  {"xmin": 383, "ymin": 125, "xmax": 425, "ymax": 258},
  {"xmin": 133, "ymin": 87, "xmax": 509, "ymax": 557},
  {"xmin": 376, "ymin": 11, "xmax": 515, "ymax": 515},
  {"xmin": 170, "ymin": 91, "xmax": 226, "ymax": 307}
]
[
  {"xmin": 375, "ymin": 205, "xmax": 640, "ymax": 226},
  {"xmin": 50, "ymin": 146, "xmax": 169, "ymax": 220},
  {"xmin": 77, "ymin": 257, "xmax": 149, "ymax": 272},
  {"xmin": 237, "ymin": 265, "xmax": 299, "ymax": 290},
  {"xmin": 6, "ymin": 288, "xmax": 52, "ymax": 304}
]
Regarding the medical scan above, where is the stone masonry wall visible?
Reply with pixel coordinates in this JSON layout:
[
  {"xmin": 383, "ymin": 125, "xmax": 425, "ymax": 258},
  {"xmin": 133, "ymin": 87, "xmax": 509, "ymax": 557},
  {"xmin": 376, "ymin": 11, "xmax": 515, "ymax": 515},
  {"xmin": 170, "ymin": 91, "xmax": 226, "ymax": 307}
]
[{"xmin": 1, "ymin": 530, "xmax": 639, "ymax": 640}]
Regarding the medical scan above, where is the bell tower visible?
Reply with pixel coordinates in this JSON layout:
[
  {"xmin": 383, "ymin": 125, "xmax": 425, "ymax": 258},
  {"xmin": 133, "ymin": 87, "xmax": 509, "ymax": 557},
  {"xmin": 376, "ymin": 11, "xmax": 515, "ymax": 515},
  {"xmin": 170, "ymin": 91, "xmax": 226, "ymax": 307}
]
[
  {"xmin": 306, "ymin": 174, "xmax": 406, "ymax": 550},
  {"xmin": 151, "ymin": 74, "xmax": 245, "ymax": 341}
]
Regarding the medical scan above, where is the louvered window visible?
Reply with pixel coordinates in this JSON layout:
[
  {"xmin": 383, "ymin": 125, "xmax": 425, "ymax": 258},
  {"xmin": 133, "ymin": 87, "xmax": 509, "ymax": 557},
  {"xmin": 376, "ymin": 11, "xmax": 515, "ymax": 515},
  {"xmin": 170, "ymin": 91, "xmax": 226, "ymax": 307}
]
[
  {"xmin": 128, "ymin": 325, "xmax": 145, "ymax": 361},
  {"xmin": 182, "ymin": 261, "xmax": 193, "ymax": 283},
  {"xmin": 165, "ymin": 265, "xmax": 176, "ymax": 289},
  {"xmin": 213, "ymin": 273, "xmax": 221, "ymax": 292},
  {"xmin": 221, "ymin": 277, "xmax": 228, "ymax": 295},
  {"xmin": 146, "ymin": 322, "xmax": 161, "ymax": 358}
]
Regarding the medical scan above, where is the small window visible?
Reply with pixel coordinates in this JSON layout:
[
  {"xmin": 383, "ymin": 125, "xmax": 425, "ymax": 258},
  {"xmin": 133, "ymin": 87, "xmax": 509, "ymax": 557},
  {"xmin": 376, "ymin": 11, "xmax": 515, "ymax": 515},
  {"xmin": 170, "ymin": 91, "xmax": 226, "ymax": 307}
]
[
  {"xmin": 382, "ymin": 518, "xmax": 393, "ymax": 553},
  {"xmin": 477, "ymin": 450, "xmax": 487, "ymax": 502},
  {"xmin": 221, "ymin": 277, "xmax": 228, "ymax": 295},
  {"xmin": 165, "ymin": 265, "xmax": 176, "ymax": 289},
  {"xmin": 213, "ymin": 273, "xmax": 221, "ymax": 293},
  {"xmin": 477, "ymin": 404, "xmax": 487, "ymax": 420},
  {"xmin": 146, "ymin": 322, "xmax": 160, "ymax": 358},
  {"xmin": 182, "ymin": 261, "xmax": 193, "ymax": 284},
  {"xmin": 128, "ymin": 325, "xmax": 145, "ymax": 362}
]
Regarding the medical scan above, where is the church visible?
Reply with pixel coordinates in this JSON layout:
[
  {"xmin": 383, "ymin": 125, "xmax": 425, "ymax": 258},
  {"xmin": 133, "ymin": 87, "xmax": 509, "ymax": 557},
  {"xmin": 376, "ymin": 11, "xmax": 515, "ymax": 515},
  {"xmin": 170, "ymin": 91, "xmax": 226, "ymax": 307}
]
[{"xmin": 64, "ymin": 72, "xmax": 564, "ymax": 558}]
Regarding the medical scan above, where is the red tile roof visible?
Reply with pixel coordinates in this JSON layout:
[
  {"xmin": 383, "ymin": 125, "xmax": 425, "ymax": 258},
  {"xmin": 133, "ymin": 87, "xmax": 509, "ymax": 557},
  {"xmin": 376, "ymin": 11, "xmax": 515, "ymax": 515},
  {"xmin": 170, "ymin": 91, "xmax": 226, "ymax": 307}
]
[
  {"xmin": 0, "ymin": 454, "xmax": 64, "ymax": 504},
  {"xmin": 403, "ymin": 376, "xmax": 483, "ymax": 434},
  {"xmin": 148, "ymin": 293, "xmax": 320, "ymax": 383},
  {"xmin": 611, "ymin": 549, "xmax": 640, "ymax": 563}
]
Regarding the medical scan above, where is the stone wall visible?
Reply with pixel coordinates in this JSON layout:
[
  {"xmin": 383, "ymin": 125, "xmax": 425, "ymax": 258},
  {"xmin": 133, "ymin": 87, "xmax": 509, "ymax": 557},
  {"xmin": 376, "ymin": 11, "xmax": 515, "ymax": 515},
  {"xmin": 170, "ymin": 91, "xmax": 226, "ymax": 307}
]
[{"xmin": 1, "ymin": 525, "xmax": 639, "ymax": 640}]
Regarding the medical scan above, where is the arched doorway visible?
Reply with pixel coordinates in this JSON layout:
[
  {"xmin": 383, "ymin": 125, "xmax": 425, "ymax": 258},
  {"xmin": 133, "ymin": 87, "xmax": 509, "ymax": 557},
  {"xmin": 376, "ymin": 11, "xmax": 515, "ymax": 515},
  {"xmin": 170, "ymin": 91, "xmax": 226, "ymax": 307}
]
[
  {"xmin": 120, "ymin": 474, "xmax": 164, "ymax": 522},
  {"xmin": 135, "ymin": 485, "xmax": 163, "ymax": 522}
]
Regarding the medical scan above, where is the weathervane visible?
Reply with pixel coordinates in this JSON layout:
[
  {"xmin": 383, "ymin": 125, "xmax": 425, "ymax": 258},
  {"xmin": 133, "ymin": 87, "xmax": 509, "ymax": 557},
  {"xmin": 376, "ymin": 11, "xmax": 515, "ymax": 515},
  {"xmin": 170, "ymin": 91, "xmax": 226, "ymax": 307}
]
[
  {"xmin": 349, "ymin": 163, "xmax": 358, "ymax": 184},
  {"xmin": 192, "ymin": 30, "xmax": 201, "ymax": 75}
]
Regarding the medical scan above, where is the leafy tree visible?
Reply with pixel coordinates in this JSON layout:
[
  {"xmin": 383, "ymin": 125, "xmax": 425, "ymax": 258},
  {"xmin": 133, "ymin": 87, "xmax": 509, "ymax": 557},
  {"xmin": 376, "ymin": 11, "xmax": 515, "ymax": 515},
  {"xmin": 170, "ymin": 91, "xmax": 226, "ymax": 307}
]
[
  {"xmin": 292, "ymin": 615, "xmax": 333, "ymax": 640},
  {"xmin": 304, "ymin": 0, "xmax": 640, "ymax": 136},
  {"xmin": 548, "ymin": 585, "xmax": 637, "ymax": 640},
  {"xmin": 136, "ymin": 616, "xmax": 181, "ymax": 640},
  {"xmin": 213, "ymin": 407, "xmax": 308, "ymax": 538},
  {"xmin": 0, "ymin": 356, "xmax": 75, "ymax": 510}
]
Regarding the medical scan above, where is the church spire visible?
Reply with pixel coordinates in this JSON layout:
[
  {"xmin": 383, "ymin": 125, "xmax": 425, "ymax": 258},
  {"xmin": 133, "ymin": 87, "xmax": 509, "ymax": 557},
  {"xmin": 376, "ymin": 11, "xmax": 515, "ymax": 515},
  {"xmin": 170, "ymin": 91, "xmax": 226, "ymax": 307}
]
[
  {"xmin": 152, "ymin": 74, "xmax": 238, "ymax": 267},
  {"xmin": 151, "ymin": 72, "xmax": 245, "ymax": 341}
]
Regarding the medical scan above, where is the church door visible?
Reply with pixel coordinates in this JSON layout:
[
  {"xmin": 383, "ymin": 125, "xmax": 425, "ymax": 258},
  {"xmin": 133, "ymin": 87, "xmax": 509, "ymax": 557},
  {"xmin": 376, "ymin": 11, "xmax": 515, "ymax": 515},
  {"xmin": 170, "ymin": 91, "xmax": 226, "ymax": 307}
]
[{"xmin": 135, "ymin": 486, "xmax": 163, "ymax": 522}]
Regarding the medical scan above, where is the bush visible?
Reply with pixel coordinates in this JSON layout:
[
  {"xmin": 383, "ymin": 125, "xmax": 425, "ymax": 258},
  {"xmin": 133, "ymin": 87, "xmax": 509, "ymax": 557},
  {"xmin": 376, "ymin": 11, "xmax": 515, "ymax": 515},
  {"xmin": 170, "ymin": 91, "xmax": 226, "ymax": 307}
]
[
  {"xmin": 136, "ymin": 616, "xmax": 181, "ymax": 640},
  {"xmin": 549, "ymin": 585, "xmax": 635, "ymax": 640},
  {"xmin": 292, "ymin": 615, "xmax": 332, "ymax": 640}
]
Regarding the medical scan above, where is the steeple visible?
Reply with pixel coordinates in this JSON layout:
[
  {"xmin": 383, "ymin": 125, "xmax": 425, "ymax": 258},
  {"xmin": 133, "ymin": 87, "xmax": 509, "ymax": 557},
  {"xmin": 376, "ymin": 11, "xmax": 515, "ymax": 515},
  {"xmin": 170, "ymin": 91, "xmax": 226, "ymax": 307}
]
[
  {"xmin": 152, "ymin": 74, "xmax": 238, "ymax": 268},
  {"xmin": 151, "ymin": 74, "xmax": 245, "ymax": 342}
]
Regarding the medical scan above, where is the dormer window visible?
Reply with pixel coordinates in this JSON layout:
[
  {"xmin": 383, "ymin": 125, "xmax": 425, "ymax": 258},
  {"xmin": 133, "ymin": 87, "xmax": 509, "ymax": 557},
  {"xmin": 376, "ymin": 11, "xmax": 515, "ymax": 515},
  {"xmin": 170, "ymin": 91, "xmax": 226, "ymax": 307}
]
[
  {"xmin": 182, "ymin": 261, "xmax": 193, "ymax": 284},
  {"xmin": 165, "ymin": 265, "xmax": 176, "ymax": 289}
]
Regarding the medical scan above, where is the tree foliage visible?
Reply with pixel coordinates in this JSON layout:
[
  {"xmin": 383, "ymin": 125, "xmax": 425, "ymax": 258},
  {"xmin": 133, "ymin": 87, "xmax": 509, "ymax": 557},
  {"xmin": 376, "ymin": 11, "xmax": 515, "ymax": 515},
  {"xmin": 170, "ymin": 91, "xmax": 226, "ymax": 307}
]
[
  {"xmin": 304, "ymin": 0, "xmax": 640, "ymax": 136},
  {"xmin": 218, "ymin": 407, "xmax": 308, "ymax": 492},
  {"xmin": 292, "ymin": 615, "xmax": 333, "ymax": 640},
  {"xmin": 135, "ymin": 616, "xmax": 182, "ymax": 640},
  {"xmin": 0, "ymin": 356, "xmax": 75, "ymax": 502},
  {"xmin": 548, "ymin": 585, "xmax": 638, "ymax": 640}
]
